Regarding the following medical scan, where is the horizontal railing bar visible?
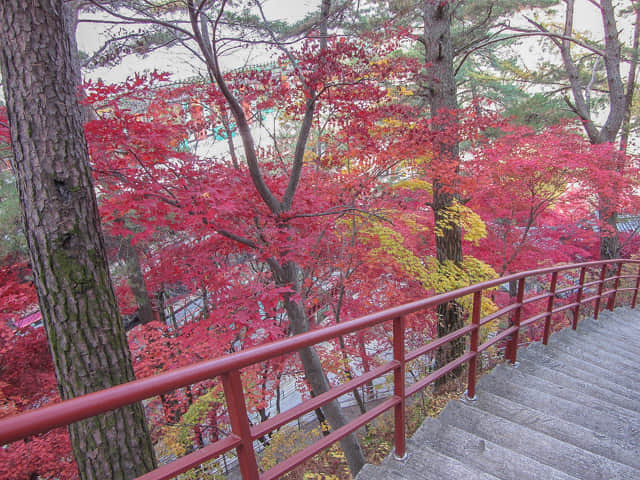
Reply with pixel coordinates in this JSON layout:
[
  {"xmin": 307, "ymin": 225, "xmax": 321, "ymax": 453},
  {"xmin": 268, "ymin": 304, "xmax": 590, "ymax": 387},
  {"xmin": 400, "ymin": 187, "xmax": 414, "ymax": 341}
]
[
  {"xmin": 520, "ymin": 311, "xmax": 549, "ymax": 327},
  {"xmin": 479, "ymin": 303, "xmax": 520, "ymax": 326},
  {"xmin": 477, "ymin": 325, "xmax": 519, "ymax": 353},
  {"xmin": 551, "ymin": 302, "xmax": 581, "ymax": 314},
  {"xmin": 617, "ymin": 275, "xmax": 637, "ymax": 281},
  {"xmin": 583, "ymin": 279, "xmax": 605, "ymax": 289},
  {"xmin": 405, "ymin": 324, "xmax": 476, "ymax": 362},
  {"xmin": 522, "ymin": 292, "xmax": 552, "ymax": 305},
  {"xmin": 260, "ymin": 397, "xmax": 400, "ymax": 480},
  {"xmin": 2, "ymin": 260, "xmax": 634, "ymax": 445},
  {"xmin": 615, "ymin": 287, "xmax": 637, "ymax": 293},
  {"xmin": 581, "ymin": 294, "xmax": 602, "ymax": 304},
  {"xmin": 251, "ymin": 361, "xmax": 398, "ymax": 439},
  {"xmin": 406, "ymin": 352, "xmax": 476, "ymax": 397},
  {"xmin": 135, "ymin": 435, "xmax": 241, "ymax": 480},
  {"xmin": 555, "ymin": 285, "xmax": 580, "ymax": 295},
  {"xmin": 2, "ymin": 258, "xmax": 638, "ymax": 480}
]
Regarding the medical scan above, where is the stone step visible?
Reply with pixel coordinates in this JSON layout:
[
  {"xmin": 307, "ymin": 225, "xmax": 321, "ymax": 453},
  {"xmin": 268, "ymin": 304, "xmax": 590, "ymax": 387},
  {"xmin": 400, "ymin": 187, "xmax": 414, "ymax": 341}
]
[
  {"xmin": 438, "ymin": 400, "xmax": 640, "ymax": 480},
  {"xmin": 371, "ymin": 444, "xmax": 502, "ymax": 480},
  {"xmin": 510, "ymin": 357, "xmax": 640, "ymax": 413},
  {"xmin": 487, "ymin": 360, "xmax": 640, "ymax": 421},
  {"xmin": 580, "ymin": 309, "xmax": 639, "ymax": 329},
  {"xmin": 480, "ymin": 366, "xmax": 640, "ymax": 443},
  {"xmin": 525, "ymin": 337, "xmax": 640, "ymax": 382},
  {"xmin": 356, "ymin": 463, "xmax": 385, "ymax": 479},
  {"xmin": 566, "ymin": 321, "xmax": 640, "ymax": 357},
  {"xmin": 545, "ymin": 329, "xmax": 640, "ymax": 376},
  {"xmin": 470, "ymin": 389, "xmax": 640, "ymax": 469},
  {"xmin": 411, "ymin": 417, "xmax": 580, "ymax": 480},
  {"xmin": 577, "ymin": 322, "xmax": 640, "ymax": 345},
  {"xmin": 517, "ymin": 342, "xmax": 640, "ymax": 397},
  {"xmin": 595, "ymin": 309, "xmax": 640, "ymax": 331}
]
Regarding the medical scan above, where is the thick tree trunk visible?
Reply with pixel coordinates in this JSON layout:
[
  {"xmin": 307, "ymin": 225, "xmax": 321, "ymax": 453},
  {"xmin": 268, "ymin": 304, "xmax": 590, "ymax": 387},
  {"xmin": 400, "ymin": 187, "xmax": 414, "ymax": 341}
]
[
  {"xmin": 422, "ymin": 1, "xmax": 466, "ymax": 385},
  {"xmin": 0, "ymin": 2, "xmax": 156, "ymax": 479}
]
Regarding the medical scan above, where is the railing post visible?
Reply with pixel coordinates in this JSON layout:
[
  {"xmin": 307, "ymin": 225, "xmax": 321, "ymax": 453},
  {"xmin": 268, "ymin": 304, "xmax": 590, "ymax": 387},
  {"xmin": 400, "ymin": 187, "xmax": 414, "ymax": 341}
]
[
  {"xmin": 632, "ymin": 264, "xmax": 640, "ymax": 309},
  {"xmin": 543, "ymin": 272, "xmax": 558, "ymax": 345},
  {"xmin": 606, "ymin": 262, "xmax": 623, "ymax": 311},
  {"xmin": 393, "ymin": 315, "xmax": 407, "ymax": 460},
  {"xmin": 594, "ymin": 263, "xmax": 608, "ymax": 319},
  {"xmin": 506, "ymin": 278, "xmax": 525, "ymax": 364},
  {"xmin": 572, "ymin": 266, "xmax": 586, "ymax": 329},
  {"xmin": 466, "ymin": 291, "xmax": 482, "ymax": 401},
  {"xmin": 222, "ymin": 371, "xmax": 259, "ymax": 479}
]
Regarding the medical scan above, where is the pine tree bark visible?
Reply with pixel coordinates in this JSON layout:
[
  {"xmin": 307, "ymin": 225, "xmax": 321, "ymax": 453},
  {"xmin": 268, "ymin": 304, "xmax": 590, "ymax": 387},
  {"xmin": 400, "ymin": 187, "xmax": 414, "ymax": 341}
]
[
  {"xmin": 421, "ymin": 1, "xmax": 466, "ymax": 386},
  {"xmin": 0, "ymin": 1, "xmax": 157, "ymax": 478}
]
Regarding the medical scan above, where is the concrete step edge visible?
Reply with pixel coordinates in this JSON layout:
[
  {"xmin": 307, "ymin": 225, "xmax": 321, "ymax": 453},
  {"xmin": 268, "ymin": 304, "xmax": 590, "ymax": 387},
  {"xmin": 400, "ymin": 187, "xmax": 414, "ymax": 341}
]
[
  {"xmin": 437, "ymin": 399, "xmax": 640, "ymax": 480},
  {"xmin": 412, "ymin": 417, "xmax": 581, "ymax": 480}
]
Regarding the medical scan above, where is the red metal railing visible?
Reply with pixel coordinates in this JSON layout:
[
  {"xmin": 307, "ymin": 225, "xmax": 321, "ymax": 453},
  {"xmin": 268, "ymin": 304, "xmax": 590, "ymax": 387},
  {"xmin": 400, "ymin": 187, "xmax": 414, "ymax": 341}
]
[{"xmin": 1, "ymin": 259, "xmax": 639, "ymax": 479}]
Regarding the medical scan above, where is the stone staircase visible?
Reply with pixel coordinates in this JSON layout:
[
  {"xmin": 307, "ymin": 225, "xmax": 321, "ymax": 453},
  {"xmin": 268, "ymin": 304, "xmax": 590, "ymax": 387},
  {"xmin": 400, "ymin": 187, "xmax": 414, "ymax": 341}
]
[{"xmin": 357, "ymin": 307, "xmax": 640, "ymax": 480}]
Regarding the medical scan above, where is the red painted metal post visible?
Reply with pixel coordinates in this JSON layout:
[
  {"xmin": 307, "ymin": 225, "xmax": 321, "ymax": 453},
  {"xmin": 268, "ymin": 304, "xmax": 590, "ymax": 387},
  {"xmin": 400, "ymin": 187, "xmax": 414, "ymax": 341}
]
[
  {"xmin": 543, "ymin": 272, "xmax": 558, "ymax": 345},
  {"xmin": 572, "ymin": 266, "xmax": 586, "ymax": 329},
  {"xmin": 466, "ymin": 291, "xmax": 482, "ymax": 400},
  {"xmin": 606, "ymin": 262, "xmax": 623, "ymax": 311},
  {"xmin": 594, "ymin": 264, "xmax": 608, "ymax": 319},
  {"xmin": 393, "ymin": 316, "xmax": 407, "ymax": 460},
  {"xmin": 506, "ymin": 278, "xmax": 525, "ymax": 364},
  {"xmin": 632, "ymin": 264, "xmax": 640, "ymax": 309},
  {"xmin": 222, "ymin": 371, "xmax": 259, "ymax": 479}
]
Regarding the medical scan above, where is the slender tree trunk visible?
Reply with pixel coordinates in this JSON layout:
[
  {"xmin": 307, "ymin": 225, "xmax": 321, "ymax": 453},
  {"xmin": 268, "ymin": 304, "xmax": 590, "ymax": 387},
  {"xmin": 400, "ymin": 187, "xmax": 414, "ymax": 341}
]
[
  {"xmin": 556, "ymin": 0, "xmax": 628, "ymax": 259},
  {"xmin": 620, "ymin": 4, "xmax": 640, "ymax": 154},
  {"xmin": 421, "ymin": 1, "xmax": 466, "ymax": 386},
  {"xmin": 0, "ymin": 2, "xmax": 156, "ymax": 478},
  {"xmin": 273, "ymin": 261, "xmax": 365, "ymax": 475},
  {"xmin": 187, "ymin": 1, "xmax": 365, "ymax": 473},
  {"xmin": 118, "ymin": 236, "xmax": 154, "ymax": 324}
]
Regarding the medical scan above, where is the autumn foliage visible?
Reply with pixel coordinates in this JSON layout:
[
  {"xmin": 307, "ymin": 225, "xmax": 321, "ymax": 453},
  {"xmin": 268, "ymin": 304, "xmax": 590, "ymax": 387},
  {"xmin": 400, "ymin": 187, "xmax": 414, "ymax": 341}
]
[{"xmin": 1, "ymin": 28, "xmax": 639, "ymax": 478}]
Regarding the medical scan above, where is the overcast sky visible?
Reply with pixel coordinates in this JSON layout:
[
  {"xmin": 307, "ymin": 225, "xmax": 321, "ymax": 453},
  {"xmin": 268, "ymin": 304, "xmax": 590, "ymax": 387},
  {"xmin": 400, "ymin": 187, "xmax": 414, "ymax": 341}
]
[
  {"xmin": 76, "ymin": 1, "xmax": 606, "ymax": 83},
  {"xmin": 76, "ymin": 1, "xmax": 322, "ymax": 82}
]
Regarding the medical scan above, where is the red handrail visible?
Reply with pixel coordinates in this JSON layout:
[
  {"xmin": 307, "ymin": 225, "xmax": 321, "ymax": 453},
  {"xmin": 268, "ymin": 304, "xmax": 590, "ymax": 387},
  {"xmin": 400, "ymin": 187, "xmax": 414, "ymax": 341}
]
[{"xmin": 1, "ymin": 259, "xmax": 639, "ymax": 479}]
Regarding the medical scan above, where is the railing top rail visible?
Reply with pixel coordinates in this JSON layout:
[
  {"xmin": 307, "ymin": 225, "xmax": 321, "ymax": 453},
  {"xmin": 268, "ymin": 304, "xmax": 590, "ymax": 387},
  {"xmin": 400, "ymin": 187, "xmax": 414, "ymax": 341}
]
[{"xmin": 0, "ymin": 258, "xmax": 635, "ymax": 445}]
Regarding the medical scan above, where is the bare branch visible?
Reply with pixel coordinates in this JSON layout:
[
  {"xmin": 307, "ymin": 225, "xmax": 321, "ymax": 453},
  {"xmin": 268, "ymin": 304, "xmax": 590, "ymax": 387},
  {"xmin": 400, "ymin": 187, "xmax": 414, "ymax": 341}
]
[
  {"xmin": 86, "ymin": 0, "xmax": 195, "ymax": 39},
  {"xmin": 216, "ymin": 228, "xmax": 258, "ymax": 249}
]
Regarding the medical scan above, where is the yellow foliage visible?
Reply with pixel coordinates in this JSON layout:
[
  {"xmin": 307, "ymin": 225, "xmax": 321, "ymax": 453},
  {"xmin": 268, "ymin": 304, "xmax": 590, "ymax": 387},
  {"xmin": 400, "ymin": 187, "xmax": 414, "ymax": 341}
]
[
  {"xmin": 434, "ymin": 201, "xmax": 487, "ymax": 245},
  {"xmin": 361, "ymin": 217, "xmax": 497, "ymax": 313},
  {"xmin": 379, "ymin": 117, "xmax": 413, "ymax": 128},
  {"xmin": 398, "ymin": 86, "xmax": 414, "ymax": 96},
  {"xmin": 363, "ymin": 221, "xmax": 431, "ymax": 286},
  {"xmin": 304, "ymin": 150, "xmax": 318, "ymax": 163},
  {"xmin": 158, "ymin": 389, "xmax": 226, "ymax": 458},
  {"xmin": 398, "ymin": 212, "xmax": 430, "ymax": 235},
  {"xmin": 422, "ymin": 256, "xmax": 496, "ymax": 292},
  {"xmin": 304, "ymin": 473, "xmax": 341, "ymax": 480},
  {"xmin": 259, "ymin": 424, "xmax": 324, "ymax": 473},
  {"xmin": 393, "ymin": 179, "xmax": 433, "ymax": 195},
  {"xmin": 157, "ymin": 424, "xmax": 188, "ymax": 458},
  {"xmin": 259, "ymin": 422, "xmax": 349, "ymax": 478}
]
